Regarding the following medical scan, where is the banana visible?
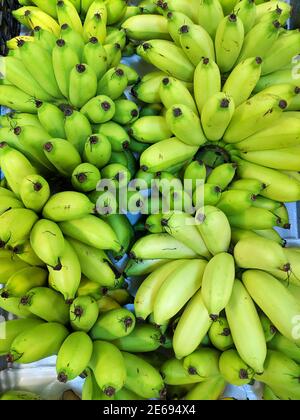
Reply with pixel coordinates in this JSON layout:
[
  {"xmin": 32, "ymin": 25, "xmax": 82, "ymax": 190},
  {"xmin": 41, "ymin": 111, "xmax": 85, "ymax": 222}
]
[
  {"xmin": 217, "ymin": 189, "xmax": 256, "ymax": 214},
  {"xmin": 0, "ymin": 391, "xmax": 42, "ymax": 401},
  {"xmin": 184, "ymin": 160, "xmax": 206, "ymax": 192},
  {"xmin": 20, "ymin": 286, "xmax": 70, "ymax": 324},
  {"xmin": 105, "ymin": 0, "xmax": 127, "ymax": 24},
  {"xmin": 225, "ymin": 279, "xmax": 267, "ymax": 373},
  {"xmin": 83, "ymin": 134, "xmax": 112, "ymax": 169},
  {"xmin": 48, "ymin": 239, "xmax": 81, "ymax": 301},
  {"xmin": 30, "ymin": 0, "xmax": 58, "ymax": 18},
  {"xmin": 193, "ymin": 184, "xmax": 222, "ymax": 208},
  {"xmin": 122, "ymin": 14, "xmax": 170, "ymax": 40},
  {"xmin": 215, "ymin": 14, "xmax": 244, "ymax": 73},
  {"xmin": 254, "ymin": 350, "xmax": 300, "ymax": 400},
  {"xmin": 125, "ymin": 258, "xmax": 170, "ymax": 277},
  {"xmin": 254, "ymin": 69, "xmax": 300, "ymax": 93},
  {"xmin": 233, "ymin": 0, "xmax": 256, "ymax": 33},
  {"xmin": 112, "ymin": 99, "xmax": 139, "ymax": 125},
  {"xmin": 219, "ymin": 0, "xmax": 239, "ymax": 15},
  {"xmin": 140, "ymin": 138, "xmax": 198, "ymax": 173},
  {"xmin": 105, "ymin": 214, "xmax": 134, "ymax": 258},
  {"xmin": 161, "ymin": 212, "xmax": 211, "ymax": 258},
  {"xmin": 0, "ymin": 318, "xmax": 43, "ymax": 356},
  {"xmin": 0, "ymin": 208, "xmax": 38, "ymax": 249},
  {"xmin": 113, "ymin": 324, "xmax": 162, "ymax": 353},
  {"xmin": 76, "ymin": 277, "xmax": 102, "ymax": 299},
  {"xmin": 158, "ymin": 0, "xmax": 199, "ymax": 22},
  {"xmin": 82, "ymin": 37, "xmax": 107, "ymax": 80},
  {"xmin": 134, "ymin": 259, "xmax": 186, "ymax": 320},
  {"xmin": 82, "ymin": 367, "xmax": 113, "ymax": 401},
  {"xmin": 52, "ymin": 38, "xmax": 80, "ymax": 99},
  {"xmin": 1, "ymin": 267, "xmax": 47, "ymax": 298},
  {"xmin": 97, "ymin": 67, "xmax": 127, "ymax": 100},
  {"xmin": 201, "ymin": 253, "xmax": 235, "ymax": 317},
  {"xmin": 117, "ymin": 64, "xmax": 139, "ymax": 86},
  {"xmin": 3, "ymin": 56, "xmax": 55, "ymax": 102},
  {"xmin": 90, "ymin": 308, "xmax": 135, "ymax": 340},
  {"xmin": 254, "ymin": 228, "xmax": 285, "ymax": 246},
  {"xmin": 33, "ymin": 26, "xmax": 57, "ymax": 52},
  {"xmin": 219, "ymin": 349, "xmax": 254, "ymax": 386},
  {"xmin": 194, "ymin": 57, "xmax": 221, "ymax": 113},
  {"xmin": 20, "ymin": 174, "xmax": 50, "ymax": 213},
  {"xmin": 228, "ymin": 207, "xmax": 281, "ymax": 230},
  {"xmin": 18, "ymin": 40, "xmax": 62, "ymax": 99},
  {"xmin": 222, "ymin": 57, "xmax": 263, "ymax": 107},
  {"xmin": 13, "ymin": 6, "xmax": 60, "ymax": 36},
  {"xmin": 105, "ymin": 27, "xmax": 126, "ymax": 48},
  {"xmin": 224, "ymin": 93, "xmax": 289, "ymax": 144},
  {"xmin": 145, "ymin": 214, "xmax": 164, "ymax": 234},
  {"xmin": 122, "ymin": 351, "xmax": 165, "ymax": 399},
  {"xmin": 255, "ymin": 0, "xmax": 291, "ymax": 24},
  {"xmin": 84, "ymin": 10, "xmax": 107, "ymax": 43},
  {"xmin": 97, "ymin": 296, "xmax": 121, "ymax": 312},
  {"xmin": 179, "ymin": 24, "xmax": 215, "ymax": 66},
  {"xmin": 165, "ymin": 104, "xmax": 206, "ymax": 146},
  {"xmin": 69, "ymin": 64, "xmax": 98, "ymax": 108},
  {"xmin": 197, "ymin": 0, "xmax": 224, "ymax": 39},
  {"xmin": 183, "ymin": 348, "xmax": 220, "ymax": 379},
  {"xmin": 234, "ymin": 157, "xmax": 300, "ymax": 202},
  {"xmin": 95, "ymin": 121, "xmax": 130, "ymax": 152},
  {"xmin": 129, "ymin": 233, "xmax": 198, "ymax": 260},
  {"xmin": 11, "ymin": 239, "xmax": 44, "ymax": 267},
  {"xmin": 263, "ymin": 386, "xmax": 281, "ymax": 401},
  {"xmin": 36, "ymin": 102, "xmax": 66, "ymax": 139},
  {"xmin": 0, "ymin": 112, "xmax": 41, "ymax": 130},
  {"xmin": 0, "ymin": 85, "xmax": 37, "ymax": 113},
  {"xmin": 43, "ymin": 139, "xmax": 81, "ymax": 177},
  {"xmin": 132, "ymin": 71, "xmax": 167, "ymax": 104},
  {"xmin": 239, "ymin": 146, "xmax": 300, "ymax": 171},
  {"xmin": 0, "ymin": 143, "xmax": 38, "ymax": 197},
  {"xmin": 183, "ymin": 376, "xmax": 226, "ymax": 401},
  {"xmin": 60, "ymin": 23, "xmax": 85, "ymax": 58},
  {"xmin": 70, "ymin": 295, "xmax": 99, "ymax": 332},
  {"xmin": 262, "ymin": 30, "xmax": 300, "ymax": 75},
  {"xmin": 173, "ymin": 289, "xmax": 212, "ymax": 359},
  {"xmin": 8, "ymin": 322, "xmax": 69, "ymax": 364},
  {"xmin": 0, "ymin": 294, "xmax": 34, "ymax": 318},
  {"xmin": 72, "ymin": 163, "xmax": 101, "ymax": 193},
  {"xmin": 136, "ymin": 40, "xmax": 195, "ymax": 82},
  {"xmin": 153, "ymin": 259, "xmax": 207, "ymax": 325},
  {"xmin": 268, "ymin": 334, "xmax": 300, "ymax": 364},
  {"xmin": 129, "ymin": 116, "xmax": 172, "ymax": 144},
  {"xmin": 57, "ymin": 332, "xmax": 93, "ymax": 382},
  {"xmin": 115, "ymin": 387, "xmax": 145, "ymax": 401},
  {"xmin": 159, "ymin": 76, "xmax": 198, "ymax": 114},
  {"xmin": 242, "ymin": 270, "xmax": 300, "ymax": 346},
  {"xmin": 64, "ymin": 108, "xmax": 92, "ymax": 154},
  {"xmin": 0, "ymin": 196, "xmax": 24, "ymax": 216},
  {"xmin": 195, "ymin": 206, "xmax": 231, "ymax": 255},
  {"xmin": 208, "ymin": 317, "xmax": 234, "ymax": 351},
  {"xmin": 166, "ymin": 11, "xmax": 194, "ymax": 46},
  {"xmin": 237, "ymin": 19, "xmax": 281, "ymax": 63},
  {"xmin": 161, "ymin": 357, "xmax": 204, "ymax": 386},
  {"xmin": 268, "ymin": 248, "xmax": 300, "ymax": 286},
  {"xmin": 42, "ymin": 191, "xmax": 94, "ymax": 222},
  {"xmin": 90, "ymin": 340, "xmax": 126, "ymax": 397},
  {"xmin": 6, "ymin": 35, "xmax": 34, "ymax": 50},
  {"xmin": 56, "ymin": 0, "xmax": 83, "ymax": 34},
  {"xmin": 201, "ymin": 92, "xmax": 235, "ymax": 141},
  {"xmin": 260, "ymin": 312, "xmax": 277, "ymax": 343},
  {"xmin": 103, "ymin": 43, "xmax": 122, "ymax": 68}
]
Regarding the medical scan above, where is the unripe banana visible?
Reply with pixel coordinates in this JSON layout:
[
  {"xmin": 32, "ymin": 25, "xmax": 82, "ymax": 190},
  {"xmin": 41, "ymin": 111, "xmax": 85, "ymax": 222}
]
[
  {"xmin": 183, "ymin": 376, "xmax": 226, "ymax": 401},
  {"xmin": 193, "ymin": 184, "xmax": 222, "ymax": 208},
  {"xmin": 97, "ymin": 67, "xmax": 127, "ymax": 100},
  {"xmin": 222, "ymin": 57, "xmax": 263, "ymax": 107},
  {"xmin": 201, "ymin": 92, "xmax": 235, "ymax": 141},
  {"xmin": 194, "ymin": 57, "xmax": 221, "ymax": 113},
  {"xmin": 97, "ymin": 121, "xmax": 130, "ymax": 152},
  {"xmin": 195, "ymin": 206, "xmax": 231, "ymax": 255},
  {"xmin": 90, "ymin": 308, "xmax": 135, "ymax": 340},
  {"xmin": 83, "ymin": 134, "xmax": 112, "ymax": 169},
  {"xmin": 113, "ymin": 324, "xmax": 162, "ymax": 353},
  {"xmin": 226, "ymin": 279, "xmax": 267, "ymax": 373},
  {"xmin": 0, "ymin": 196, "xmax": 24, "ymax": 216},
  {"xmin": 57, "ymin": 332, "xmax": 93, "ymax": 383},
  {"xmin": 173, "ymin": 289, "xmax": 212, "ymax": 359},
  {"xmin": 228, "ymin": 178, "xmax": 266, "ymax": 194},
  {"xmin": 105, "ymin": 27, "xmax": 126, "ymax": 48},
  {"xmin": 166, "ymin": 10, "xmax": 193, "ymax": 46},
  {"xmin": 179, "ymin": 23, "xmax": 215, "ymax": 66},
  {"xmin": 122, "ymin": 14, "xmax": 170, "ymax": 40},
  {"xmin": 0, "ymin": 294, "xmax": 34, "ymax": 318},
  {"xmin": 243, "ymin": 270, "xmax": 300, "ymax": 345},
  {"xmin": 43, "ymin": 192, "xmax": 94, "ymax": 222},
  {"xmin": 183, "ymin": 348, "xmax": 220, "ymax": 382},
  {"xmin": 19, "ymin": 174, "xmax": 50, "ymax": 213},
  {"xmin": 122, "ymin": 351, "xmax": 165, "ymax": 399},
  {"xmin": 161, "ymin": 357, "xmax": 204, "ymax": 386},
  {"xmin": 0, "ymin": 256, "xmax": 29, "ymax": 284},
  {"xmin": 56, "ymin": 0, "xmax": 83, "ymax": 34},
  {"xmin": 105, "ymin": 0, "xmax": 127, "ymax": 25},
  {"xmin": 0, "ymin": 208, "xmax": 38, "ymax": 249},
  {"xmin": 20, "ymin": 286, "xmax": 70, "ymax": 324},
  {"xmin": 0, "ymin": 85, "xmax": 37, "ymax": 113},
  {"xmin": 103, "ymin": 43, "xmax": 122, "ymax": 68},
  {"xmin": 48, "ymin": 239, "xmax": 81, "ymax": 301},
  {"xmin": 71, "ymin": 163, "xmax": 101, "ymax": 193},
  {"xmin": 105, "ymin": 213, "xmax": 134, "ymax": 259},
  {"xmin": 125, "ymin": 258, "xmax": 169, "ymax": 277},
  {"xmin": 260, "ymin": 312, "xmax": 277, "ymax": 343},
  {"xmin": 0, "ymin": 318, "xmax": 43, "ymax": 356},
  {"xmin": 153, "ymin": 259, "xmax": 207, "ymax": 325},
  {"xmin": 30, "ymin": 0, "xmax": 58, "ymax": 18},
  {"xmin": 8, "ymin": 322, "xmax": 68, "ymax": 364},
  {"xmin": 137, "ymin": 40, "xmax": 195, "ymax": 82},
  {"xmin": 82, "ymin": 367, "xmax": 114, "ymax": 401},
  {"xmin": 209, "ymin": 317, "xmax": 234, "ymax": 351},
  {"xmin": 52, "ymin": 38, "xmax": 79, "ymax": 98},
  {"xmin": 112, "ymin": 99, "xmax": 139, "ymax": 125},
  {"xmin": 233, "ymin": 0, "xmax": 256, "ymax": 33},
  {"xmin": 82, "ymin": 37, "xmax": 107, "ymax": 79},
  {"xmin": 64, "ymin": 108, "xmax": 92, "ymax": 154},
  {"xmin": 201, "ymin": 253, "xmax": 235, "ymax": 318},
  {"xmin": 1, "ymin": 267, "xmax": 47, "ymax": 298},
  {"xmin": 36, "ymin": 102, "xmax": 66, "ymax": 139},
  {"xmin": 43, "ymin": 139, "xmax": 81, "ymax": 177},
  {"xmin": 90, "ymin": 340, "xmax": 126, "ymax": 397},
  {"xmin": 268, "ymin": 334, "xmax": 300, "ymax": 364},
  {"xmin": 69, "ymin": 63, "xmax": 98, "ymax": 108},
  {"xmin": 219, "ymin": 349, "xmax": 255, "ymax": 386},
  {"xmin": 60, "ymin": 23, "xmax": 84, "ymax": 59},
  {"xmin": 70, "ymin": 295, "xmax": 99, "ymax": 332},
  {"xmin": 263, "ymin": 386, "xmax": 281, "ymax": 401},
  {"xmin": 197, "ymin": 0, "xmax": 224, "ymax": 39},
  {"xmin": 132, "ymin": 71, "xmax": 167, "ymax": 104},
  {"xmin": 6, "ymin": 35, "xmax": 34, "ymax": 50},
  {"xmin": 117, "ymin": 63, "xmax": 139, "ymax": 86},
  {"xmin": 129, "ymin": 116, "xmax": 171, "ymax": 144},
  {"xmin": 13, "ymin": 6, "xmax": 60, "ymax": 36},
  {"xmin": 217, "ymin": 189, "xmax": 256, "ymax": 215},
  {"xmin": 159, "ymin": 76, "xmax": 197, "ymax": 114},
  {"xmin": 184, "ymin": 160, "xmax": 206, "ymax": 191},
  {"xmin": 228, "ymin": 207, "xmax": 281, "ymax": 230},
  {"xmin": 33, "ymin": 26, "xmax": 57, "ymax": 52}
]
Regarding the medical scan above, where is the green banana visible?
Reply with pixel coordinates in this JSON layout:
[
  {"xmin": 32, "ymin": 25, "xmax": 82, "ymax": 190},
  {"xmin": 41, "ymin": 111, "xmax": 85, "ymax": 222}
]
[
  {"xmin": 83, "ymin": 134, "xmax": 112, "ymax": 169},
  {"xmin": 228, "ymin": 178, "xmax": 266, "ymax": 194},
  {"xmin": 13, "ymin": 6, "xmax": 60, "ymax": 36},
  {"xmin": 228, "ymin": 207, "xmax": 281, "ymax": 230},
  {"xmin": 183, "ymin": 348, "xmax": 220, "ymax": 380},
  {"xmin": 0, "ymin": 196, "xmax": 24, "ymax": 216},
  {"xmin": 132, "ymin": 71, "xmax": 167, "ymax": 104},
  {"xmin": 159, "ymin": 76, "xmax": 198, "ymax": 114},
  {"xmin": 260, "ymin": 312, "xmax": 277, "ymax": 343},
  {"xmin": 12, "ymin": 239, "xmax": 44, "ymax": 267},
  {"xmin": 197, "ymin": 0, "xmax": 224, "ymax": 39},
  {"xmin": 208, "ymin": 317, "xmax": 234, "ymax": 351},
  {"xmin": 233, "ymin": 0, "xmax": 256, "ymax": 33},
  {"xmin": 117, "ymin": 63, "xmax": 139, "ymax": 85},
  {"xmin": 19, "ymin": 174, "xmax": 50, "ymax": 213},
  {"xmin": 20, "ymin": 286, "xmax": 70, "ymax": 324},
  {"xmin": 82, "ymin": 367, "xmax": 114, "ymax": 401},
  {"xmin": 166, "ymin": 10, "xmax": 193, "ymax": 46},
  {"xmin": 217, "ymin": 189, "xmax": 256, "ymax": 214},
  {"xmin": 60, "ymin": 23, "xmax": 85, "ymax": 58},
  {"xmin": 43, "ymin": 138, "xmax": 81, "ymax": 177},
  {"xmin": 97, "ymin": 121, "xmax": 130, "ymax": 152},
  {"xmin": 268, "ymin": 334, "xmax": 300, "ymax": 364},
  {"xmin": 0, "ymin": 390, "xmax": 42, "ymax": 401},
  {"xmin": 57, "ymin": 332, "xmax": 93, "ymax": 382},
  {"xmin": 56, "ymin": 0, "xmax": 83, "ymax": 34},
  {"xmin": 82, "ymin": 37, "xmax": 108, "ymax": 79},
  {"xmin": 112, "ymin": 99, "xmax": 139, "ymax": 125},
  {"xmin": 113, "ymin": 324, "xmax": 162, "ymax": 353},
  {"xmin": 193, "ymin": 184, "xmax": 222, "ymax": 208},
  {"xmin": 225, "ymin": 279, "xmax": 267, "ymax": 373},
  {"xmin": 161, "ymin": 357, "xmax": 204, "ymax": 386},
  {"xmin": 0, "ymin": 208, "xmax": 38, "ymax": 248},
  {"xmin": 70, "ymin": 295, "xmax": 99, "ymax": 332},
  {"xmin": 0, "ymin": 85, "xmax": 37, "ymax": 113},
  {"xmin": 194, "ymin": 57, "xmax": 221, "ymax": 113},
  {"xmin": 0, "ymin": 294, "xmax": 34, "ymax": 318},
  {"xmin": 72, "ymin": 163, "xmax": 101, "ymax": 193},
  {"xmin": 122, "ymin": 14, "xmax": 171, "ymax": 40},
  {"xmin": 179, "ymin": 23, "xmax": 215, "ymax": 66},
  {"xmin": 183, "ymin": 376, "xmax": 226, "ymax": 401},
  {"xmin": 97, "ymin": 67, "xmax": 128, "ymax": 100},
  {"xmin": 219, "ymin": 349, "xmax": 254, "ymax": 386},
  {"xmin": 105, "ymin": 213, "xmax": 134, "ymax": 258},
  {"xmin": 43, "ymin": 192, "xmax": 94, "ymax": 222},
  {"xmin": 184, "ymin": 160, "xmax": 206, "ymax": 192},
  {"xmin": 33, "ymin": 26, "xmax": 57, "ymax": 52},
  {"xmin": 129, "ymin": 116, "xmax": 172, "ymax": 144},
  {"xmin": 36, "ymin": 102, "xmax": 66, "ymax": 139},
  {"xmin": 122, "ymin": 351, "xmax": 165, "ymax": 399},
  {"xmin": 1, "ymin": 266, "xmax": 47, "ymax": 298},
  {"xmin": 69, "ymin": 64, "xmax": 98, "ymax": 108},
  {"xmin": 90, "ymin": 308, "xmax": 136, "ymax": 340},
  {"xmin": 90, "ymin": 340, "xmax": 126, "ymax": 397},
  {"xmin": 64, "ymin": 108, "xmax": 92, "ymax": 154},
  {"xmin": 48, "ymin": 239, "xmax": 81, "ymax": 301}
]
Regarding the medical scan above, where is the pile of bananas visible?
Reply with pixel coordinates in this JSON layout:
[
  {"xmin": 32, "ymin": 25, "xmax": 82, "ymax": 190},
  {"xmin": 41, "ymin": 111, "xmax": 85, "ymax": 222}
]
[{"xmin": 0, "ymin": 0, "xmax": 300, "ymax": 401}]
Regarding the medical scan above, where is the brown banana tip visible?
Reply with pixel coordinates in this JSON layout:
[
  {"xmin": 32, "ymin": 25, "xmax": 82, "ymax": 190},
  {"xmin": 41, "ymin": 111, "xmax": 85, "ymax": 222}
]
[
  {"xmin": 104, "ymin": 386, "xmax": 116, "ymax": 397},
  {"xmin": 188, "ymin": 366, "xmax": 197, "ymax": 375},
  {"xmin": 57, "ymin": 372, "xmax": 68, "ymax": 383},
  {"xmin": 239, "ymin": 369, "xmax": 249, "ymax": 380}
]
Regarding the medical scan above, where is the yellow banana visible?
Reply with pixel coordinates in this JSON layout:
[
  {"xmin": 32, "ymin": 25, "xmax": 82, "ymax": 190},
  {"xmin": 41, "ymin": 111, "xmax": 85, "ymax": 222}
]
[
  {"xmin": 242, "ymin": 270, "xmax": 300, "ymax": 346},
  {"xmin": 13, "ymin": 6, "xmax": 60, "ymax": 36},
  {"xmin": 153, "ymin": 259, "xmax": 207, "ymax": 325},
  {"xmin": 194, "ymin": 57, "xmax": 221, "ymax": 113},
  {"xmin": 225, "ymin": 279, "xmax": 267, "ymax": 373}
]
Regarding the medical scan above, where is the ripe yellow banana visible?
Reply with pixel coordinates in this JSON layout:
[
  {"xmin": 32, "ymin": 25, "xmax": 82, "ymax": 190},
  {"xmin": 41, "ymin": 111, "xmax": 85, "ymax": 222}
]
[
  {"xmin": 194, "ymin": 57, "xmax": 221, "ymax": 113},
  {"xmin": 225, "ymin": 279, "xmax": 267, "ymax": 373},
  {"xmin": 153, "ymin": 259, "xmax": 207, "ymax": 325}
]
